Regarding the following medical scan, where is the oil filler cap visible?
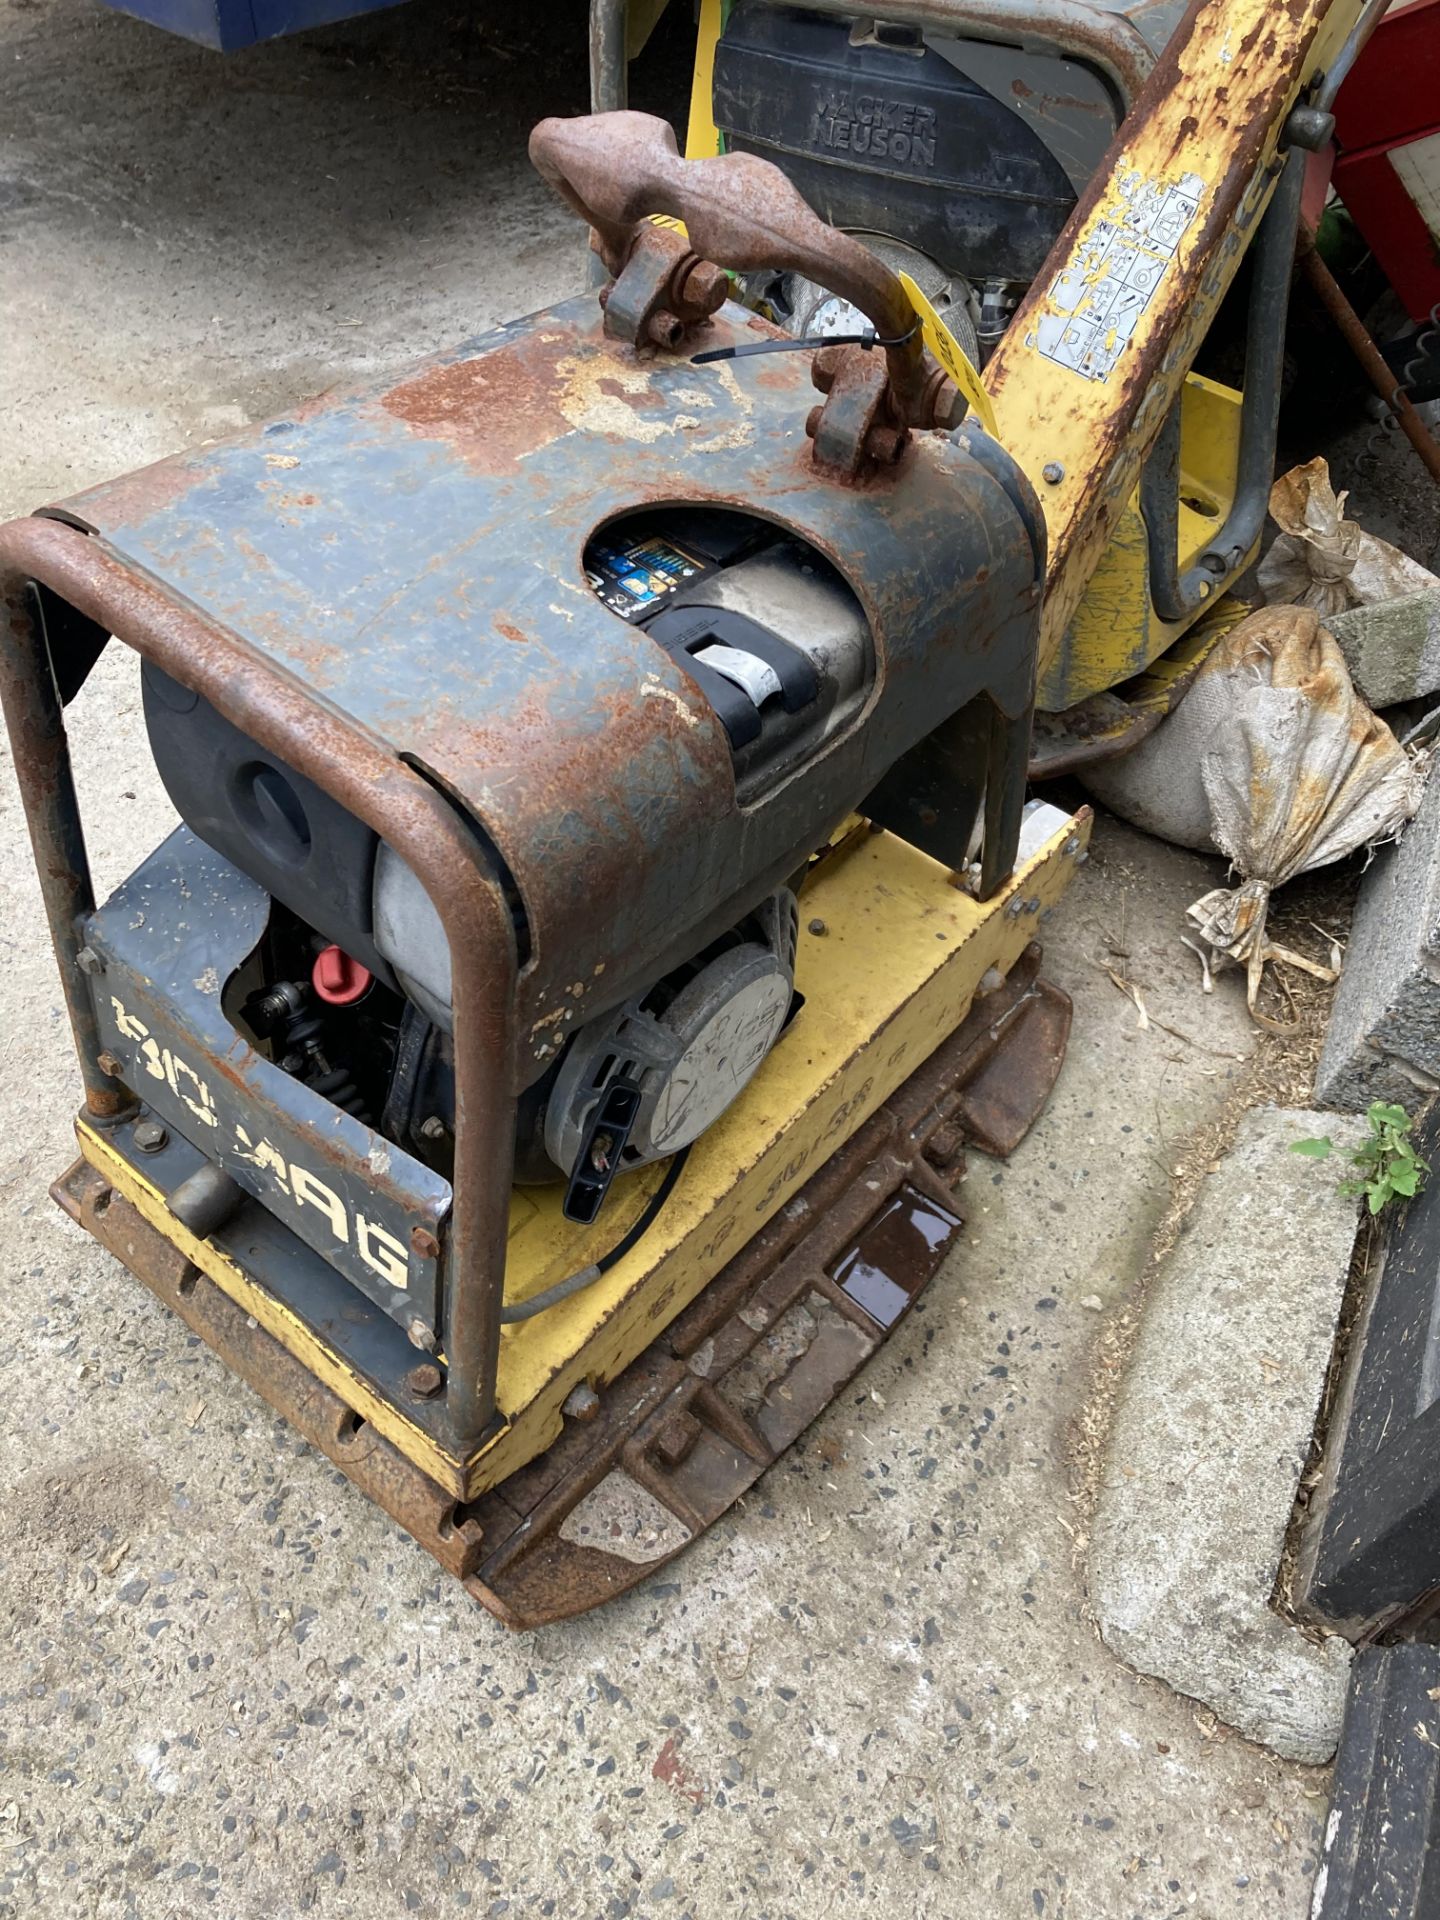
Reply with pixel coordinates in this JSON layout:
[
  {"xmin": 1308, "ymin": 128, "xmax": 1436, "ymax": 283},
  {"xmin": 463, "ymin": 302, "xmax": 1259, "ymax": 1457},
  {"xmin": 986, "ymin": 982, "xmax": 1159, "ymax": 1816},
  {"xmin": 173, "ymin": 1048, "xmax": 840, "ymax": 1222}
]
[{"xmin": 312, "ymin": 944, "xmax": 372, "ymax": 1007}]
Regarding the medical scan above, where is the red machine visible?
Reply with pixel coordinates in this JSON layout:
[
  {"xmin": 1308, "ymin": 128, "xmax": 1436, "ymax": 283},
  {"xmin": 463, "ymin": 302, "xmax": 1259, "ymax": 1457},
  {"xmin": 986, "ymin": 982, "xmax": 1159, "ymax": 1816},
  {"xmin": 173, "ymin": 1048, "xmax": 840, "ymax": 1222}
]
[{"xmin": 1332, "ymin": 0, "xmax": 1440, "ymax": 327}]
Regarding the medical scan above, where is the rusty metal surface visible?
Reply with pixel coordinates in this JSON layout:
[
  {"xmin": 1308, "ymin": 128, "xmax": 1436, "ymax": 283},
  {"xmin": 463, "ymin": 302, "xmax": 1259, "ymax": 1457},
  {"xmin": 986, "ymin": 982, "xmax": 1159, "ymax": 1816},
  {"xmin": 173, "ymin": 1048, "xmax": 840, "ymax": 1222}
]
[
  {"xmin": 0, "ymin": 210, "xmax": 1045, "ymax": 1472},
  {"xmin": 595, "ymin": 221, "xmax": 727, "ymax": 351},
  {"xmin": 529, "ymin": 111, "xmax": 931, "ymax": 423},
  {"xmin": 983, "ymin": 0, "xmax": 1352, "ymax": 671},
  {"xmin": 52, "ymin": 947, "xmax": 1069, "ymax": 1630},
  {"xmin": 944, "ymin": 972, "xmax": 1073, "ymax": 1157},
  {"xmin": 0, "ymin": 569, "xmax": 131, "ymax": 1121},
  {"xmin": 52, "ymin": 1158, "xmax": 490, "ymax": 1582},
  {"xmin": 0, "ymin": 517, "xmax": 518, "ymax": 1459},
  {"xmin": 40, "ymin": 291, "xmax": 1041, "ymax": 1045},
  {"xmin": 529, "ymin": 109, "xmax": 973, "ymax": 471},
  {"xmin": 456, "ymin": 944, "xmax": 1072, "ymax": 1628}
]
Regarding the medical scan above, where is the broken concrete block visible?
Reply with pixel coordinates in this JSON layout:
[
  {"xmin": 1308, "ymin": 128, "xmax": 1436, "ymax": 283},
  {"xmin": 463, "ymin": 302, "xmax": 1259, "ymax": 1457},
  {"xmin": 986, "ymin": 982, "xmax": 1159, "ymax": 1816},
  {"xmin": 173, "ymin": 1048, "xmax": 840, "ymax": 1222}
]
[
  {"xmin": 1089, "ymin": 1106, "xmax": 1365, "ymax": 1764},
  {"xmin": 1315, "ymin": 771, "xmax": 1440, "ymax": 1114},
  {"xmin": 1327, "ymin": 588, "xmax": 1440, "ymax": 710}
]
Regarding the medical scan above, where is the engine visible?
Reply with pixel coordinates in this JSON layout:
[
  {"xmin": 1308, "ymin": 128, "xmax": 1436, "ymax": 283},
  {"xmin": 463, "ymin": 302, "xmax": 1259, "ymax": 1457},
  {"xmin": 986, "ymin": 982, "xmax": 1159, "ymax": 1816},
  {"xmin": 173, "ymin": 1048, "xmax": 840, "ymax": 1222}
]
[
  {"xmin": 141, "ymin": 507, "xmax": 865, "ymax": 1221},
  {"xmin": 711, "ymin": 3, "xmax": 1099, "ymax": 356},
  {"xmin": 16, "ymin": 114, "xmax": 1047, "ymax": 1349}
]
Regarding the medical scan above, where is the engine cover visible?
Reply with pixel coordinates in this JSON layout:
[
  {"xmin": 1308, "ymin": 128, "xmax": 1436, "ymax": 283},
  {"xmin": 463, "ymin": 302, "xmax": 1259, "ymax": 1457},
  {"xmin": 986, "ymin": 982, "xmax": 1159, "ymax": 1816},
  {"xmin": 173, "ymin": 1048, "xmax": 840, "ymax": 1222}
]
[{"xmin": 60, "ymin": 287, "xmax": 1043, "ymax": 1091}]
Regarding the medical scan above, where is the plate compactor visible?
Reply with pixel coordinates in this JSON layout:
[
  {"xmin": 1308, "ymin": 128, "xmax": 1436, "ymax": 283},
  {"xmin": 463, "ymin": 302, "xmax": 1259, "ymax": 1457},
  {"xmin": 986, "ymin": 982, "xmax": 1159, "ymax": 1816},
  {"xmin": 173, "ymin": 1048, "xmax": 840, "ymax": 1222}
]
[{"xmin": 0, "ymin": 0, "xmax": 1357, "ymax": 1625}]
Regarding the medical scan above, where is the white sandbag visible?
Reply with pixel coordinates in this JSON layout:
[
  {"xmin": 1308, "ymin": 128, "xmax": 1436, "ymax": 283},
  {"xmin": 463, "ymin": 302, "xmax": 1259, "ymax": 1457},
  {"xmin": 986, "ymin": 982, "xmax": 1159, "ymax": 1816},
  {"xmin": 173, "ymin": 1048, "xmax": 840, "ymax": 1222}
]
[
  {"xmin": 1078, "ymin": 666, "xmax": 1235, "ymax": 853},
  {"xmin": 1179, "ymin": 607, "xmax": 1427, "ymax": 1026},
  {"xmin": 1257, "ymin": 456, "xmax": 1438, "ymax": 619}
]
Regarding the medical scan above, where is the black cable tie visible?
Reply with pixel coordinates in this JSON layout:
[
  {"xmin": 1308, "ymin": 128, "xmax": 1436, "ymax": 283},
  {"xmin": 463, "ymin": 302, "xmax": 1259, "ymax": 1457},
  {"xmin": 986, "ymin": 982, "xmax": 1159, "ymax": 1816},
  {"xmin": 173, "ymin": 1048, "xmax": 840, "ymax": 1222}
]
[{"xmin": 691, "ymin": 319, "xmax": 919, "ymax": 366}]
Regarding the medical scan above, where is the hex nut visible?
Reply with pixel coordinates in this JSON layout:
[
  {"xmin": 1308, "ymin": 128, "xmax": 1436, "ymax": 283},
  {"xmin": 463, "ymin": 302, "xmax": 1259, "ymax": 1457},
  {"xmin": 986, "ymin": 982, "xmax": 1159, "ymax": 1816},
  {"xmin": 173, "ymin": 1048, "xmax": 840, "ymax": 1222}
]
[
  {"xmin": 410, "ymin": 1226, "xmax": 441, "ymax": 1262},
  {"xmin": 406, "ymin": 1317, "xmax": 436, "ymax": 1352},
  {"xmin": 931, "ymin": 381, "xmax": 968, "ymax": 431},
  {"xmin": 678, "ymin": 260, "xmax": 727, "ymax": 316},
  {"xmin": 404, "ymin": 1362, "xmax": 444, "ymax": 1401},
  {"xmin": 133, "ymin": 1119, "xmax": 168, "ymax": 1154},
  {"xmin": 75, "ymin": 946, "xmax": 104, "ymax": 977}
]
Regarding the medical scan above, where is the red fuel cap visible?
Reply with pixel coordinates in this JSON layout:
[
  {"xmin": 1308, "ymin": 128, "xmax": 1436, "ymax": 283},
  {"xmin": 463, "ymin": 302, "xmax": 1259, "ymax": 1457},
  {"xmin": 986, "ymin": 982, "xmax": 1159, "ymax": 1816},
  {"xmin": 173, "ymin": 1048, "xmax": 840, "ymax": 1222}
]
[{"xmin": 312, "ymin": 944, "xmax": 372, "ymax": 1007}]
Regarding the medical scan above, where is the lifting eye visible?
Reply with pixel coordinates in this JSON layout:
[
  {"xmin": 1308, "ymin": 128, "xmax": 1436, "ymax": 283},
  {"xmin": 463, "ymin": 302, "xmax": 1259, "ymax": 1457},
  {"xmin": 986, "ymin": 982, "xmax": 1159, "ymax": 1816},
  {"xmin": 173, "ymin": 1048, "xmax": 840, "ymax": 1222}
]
[{"xmin": 233, "ymin": 761, "xmax": 312, "ymax": 868}]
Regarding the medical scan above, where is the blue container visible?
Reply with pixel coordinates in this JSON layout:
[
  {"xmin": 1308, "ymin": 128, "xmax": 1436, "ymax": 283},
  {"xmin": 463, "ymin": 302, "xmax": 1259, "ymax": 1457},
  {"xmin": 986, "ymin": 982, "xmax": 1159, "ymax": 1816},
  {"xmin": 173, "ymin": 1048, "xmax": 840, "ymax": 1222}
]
[{"xmin": 95, "ymin": 0, "xmax": 402, "ymax": 52}]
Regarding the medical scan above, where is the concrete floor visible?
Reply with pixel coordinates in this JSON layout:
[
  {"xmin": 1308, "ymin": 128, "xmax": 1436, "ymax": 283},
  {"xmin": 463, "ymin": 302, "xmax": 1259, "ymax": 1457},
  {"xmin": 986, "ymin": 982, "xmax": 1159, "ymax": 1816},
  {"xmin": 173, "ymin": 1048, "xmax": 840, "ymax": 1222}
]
[{"xmin": 0, "ymin": 4, "xmax": 1334, "ymax": 1915}]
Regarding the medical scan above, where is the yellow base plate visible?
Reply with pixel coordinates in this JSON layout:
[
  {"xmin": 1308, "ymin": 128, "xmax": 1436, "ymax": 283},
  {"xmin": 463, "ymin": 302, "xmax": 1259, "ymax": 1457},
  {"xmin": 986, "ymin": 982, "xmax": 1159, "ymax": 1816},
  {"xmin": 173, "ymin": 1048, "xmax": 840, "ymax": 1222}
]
[{"xmin": 78, "ymin": 812, "xmax": 1090, "ymax": 1501}]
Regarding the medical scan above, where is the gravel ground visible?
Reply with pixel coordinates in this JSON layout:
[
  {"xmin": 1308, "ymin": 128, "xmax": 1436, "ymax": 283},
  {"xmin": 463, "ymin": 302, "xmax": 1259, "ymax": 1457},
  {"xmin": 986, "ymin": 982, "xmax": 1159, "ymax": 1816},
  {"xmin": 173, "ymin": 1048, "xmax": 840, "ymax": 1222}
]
[{"xmin": 0, "ymin": 3, "xmax": 1355, "ymax": 1914}]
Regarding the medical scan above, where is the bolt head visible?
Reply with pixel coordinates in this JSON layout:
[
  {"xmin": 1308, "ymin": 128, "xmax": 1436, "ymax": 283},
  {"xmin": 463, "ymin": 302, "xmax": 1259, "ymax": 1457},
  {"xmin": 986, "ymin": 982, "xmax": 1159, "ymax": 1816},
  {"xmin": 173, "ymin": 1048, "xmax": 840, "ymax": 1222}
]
[
  {"xmin": 1284, "ymin": 104, "xmax": 1335, "ymax": 153},
  {"xmin": 931, "ymin": 381, "xmax": 969, "ymax": 431},
  {"xmin": 1005, "ymin": 897, "xmax": 1025, "ymax": 916},
  {"xmin": 406, "ymin": 1316, "xmax": 436, "ymax": 1351},
  {"xmin": 410, "ymin": 1225, "xmax": 441, "ymax": 1262},
  {"xmin": 404, "ymin": 1362, "xmax": 444, "ymax": 1401},
  {"xmin": 97, "ymin": 1052, "xmax": 123, "ymax": 1079},
  {"xmin": 133, "ymin": 1118, "xmax": 168, "ymax": 1154},
  {"xmin": 807, "ymin": 917, "xmax": 827, "ymax": 937},
  {"xmin": 563, "ymin": 1382, "xmax": 601, "ymax": 1424},
  {"xmin": 76, "ymin": 946, "xmax": 104, "ymax": 977},
  {"xmin": 1042, "ymin": 462, "xmax": 1065, "ymax": 485},
  {"xmin": 678, "ymin": 260, "xmax": 727, "ymax": 316}
]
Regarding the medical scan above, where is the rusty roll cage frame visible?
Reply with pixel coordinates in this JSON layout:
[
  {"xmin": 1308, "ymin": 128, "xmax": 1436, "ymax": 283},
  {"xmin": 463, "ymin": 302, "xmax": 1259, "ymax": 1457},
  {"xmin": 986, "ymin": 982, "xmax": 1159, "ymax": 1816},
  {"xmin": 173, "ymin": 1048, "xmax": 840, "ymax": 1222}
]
[{"xmin": 0, "ymin": 516, "xmax": 518, "ymax": 1461}]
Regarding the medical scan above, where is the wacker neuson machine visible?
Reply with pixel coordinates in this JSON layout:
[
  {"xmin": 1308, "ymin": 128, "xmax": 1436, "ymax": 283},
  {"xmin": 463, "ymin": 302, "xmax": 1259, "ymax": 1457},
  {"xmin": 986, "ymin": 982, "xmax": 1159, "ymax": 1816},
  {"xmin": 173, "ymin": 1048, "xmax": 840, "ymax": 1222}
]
[{"xmin": 0, "ymin": 0, "xmax": 1372, "ymax": 1625}]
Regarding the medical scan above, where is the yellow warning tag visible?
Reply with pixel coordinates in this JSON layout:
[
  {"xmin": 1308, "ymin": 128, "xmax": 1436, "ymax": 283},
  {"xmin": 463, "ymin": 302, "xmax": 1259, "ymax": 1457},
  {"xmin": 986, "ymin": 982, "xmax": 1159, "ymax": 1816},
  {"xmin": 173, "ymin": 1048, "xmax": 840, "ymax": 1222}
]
[{"xmin": 898, "ymin": 271, "xmax": 998, "ymax": 439}]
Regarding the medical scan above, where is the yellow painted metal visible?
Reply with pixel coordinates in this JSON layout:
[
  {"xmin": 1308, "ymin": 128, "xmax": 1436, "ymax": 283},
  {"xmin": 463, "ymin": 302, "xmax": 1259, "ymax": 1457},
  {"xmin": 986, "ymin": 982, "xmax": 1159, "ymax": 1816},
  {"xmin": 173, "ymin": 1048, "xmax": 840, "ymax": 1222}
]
[
  {"xmin": 77, "ymin": 813, "xmax": 1088, "ymax": 1500},
  {"xmin": 676, "ymin": 0, "xmax": 1306, "ymax": 713},
  {"xmin": 470, "ymin": 808, "xmax": 1089, "ymax": 1497},
  {"xmin": 684, "ymin": 0, "xmax": 726, "ymax": 160},
  {"xmin": 983, "ymin": 0, "xmax": 1361, "ymax": 685},
  {"xmin": 1044, "ymin": 371, "xmax": 1245, "ymax": 708},
  {"xmin": 1035, "ymin": 591, "xmax": 1252, "ymax": 767},
  {"xmin": 74, "ymin": 1117, "xmax": 470, "ymax": 1494}
]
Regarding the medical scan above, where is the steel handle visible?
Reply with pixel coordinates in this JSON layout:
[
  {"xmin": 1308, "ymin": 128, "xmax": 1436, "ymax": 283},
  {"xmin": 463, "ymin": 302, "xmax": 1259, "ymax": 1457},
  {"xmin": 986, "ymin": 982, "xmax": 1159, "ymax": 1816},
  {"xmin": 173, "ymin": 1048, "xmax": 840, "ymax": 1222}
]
[{"xmin": 529, "ymin": 110, "xmax": 922, "ymax": 355}]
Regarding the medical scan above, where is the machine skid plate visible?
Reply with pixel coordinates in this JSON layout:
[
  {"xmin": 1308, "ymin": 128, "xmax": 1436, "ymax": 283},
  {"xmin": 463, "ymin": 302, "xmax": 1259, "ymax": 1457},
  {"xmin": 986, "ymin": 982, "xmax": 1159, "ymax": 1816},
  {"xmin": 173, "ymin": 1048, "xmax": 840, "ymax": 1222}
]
[{"xmin": 54, "ymin": 948, "xmax": 1070, "ymax": 1630}]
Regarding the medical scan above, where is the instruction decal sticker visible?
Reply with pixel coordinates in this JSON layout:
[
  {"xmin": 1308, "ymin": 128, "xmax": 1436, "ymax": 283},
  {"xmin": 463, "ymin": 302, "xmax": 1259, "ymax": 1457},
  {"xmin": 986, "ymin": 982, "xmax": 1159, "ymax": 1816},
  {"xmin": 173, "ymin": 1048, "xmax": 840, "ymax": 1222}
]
[{"xmin": 1029, "ymin": 166, "xmax": 1207, "ymax": 383}]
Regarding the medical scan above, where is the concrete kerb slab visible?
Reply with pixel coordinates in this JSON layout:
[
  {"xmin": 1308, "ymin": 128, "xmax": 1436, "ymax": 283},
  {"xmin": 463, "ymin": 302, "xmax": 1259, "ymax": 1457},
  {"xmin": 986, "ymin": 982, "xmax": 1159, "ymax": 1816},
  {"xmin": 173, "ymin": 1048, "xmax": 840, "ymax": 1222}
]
[{"xmin": 1089, "ymin": 1106, "xmax": 1367, "ymax": 1765}]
